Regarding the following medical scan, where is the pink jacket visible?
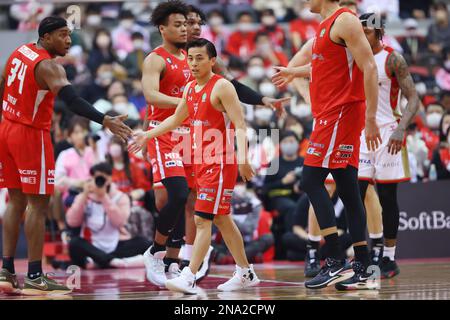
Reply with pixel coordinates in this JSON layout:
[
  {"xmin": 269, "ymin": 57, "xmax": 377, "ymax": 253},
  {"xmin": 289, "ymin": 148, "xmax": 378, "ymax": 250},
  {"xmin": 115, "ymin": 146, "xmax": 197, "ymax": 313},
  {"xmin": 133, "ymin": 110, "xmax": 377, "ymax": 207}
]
[{"xmin": 66, "ymin": 183, "xmax": 131, "ymax": 240}]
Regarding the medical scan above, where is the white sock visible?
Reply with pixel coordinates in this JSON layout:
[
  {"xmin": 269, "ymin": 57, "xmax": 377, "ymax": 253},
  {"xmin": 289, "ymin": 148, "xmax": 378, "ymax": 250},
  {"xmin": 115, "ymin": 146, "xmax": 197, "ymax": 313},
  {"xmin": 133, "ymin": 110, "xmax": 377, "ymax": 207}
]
[
  {"xmin": 308, "ymin": 234, "xmax": 322, "ymax": 242},
  {"xmin": 183, "ymin": 244, "xmax": 194, "ymax": 261},
  {"xmin": 369, "ymin": 233, "xmax": 383, "ymax": 239},
  {"xmin": 383, "ymin": 246, "xmax": 396, "ymax": 261}
]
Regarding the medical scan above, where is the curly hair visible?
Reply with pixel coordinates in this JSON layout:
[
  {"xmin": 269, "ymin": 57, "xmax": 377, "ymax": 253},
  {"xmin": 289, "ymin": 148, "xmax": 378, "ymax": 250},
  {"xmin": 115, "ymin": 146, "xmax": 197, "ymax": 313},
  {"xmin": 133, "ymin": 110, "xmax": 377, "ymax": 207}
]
[{"xmin": 150, "ymin": 0, "xmax": 189, "ymax": 27}]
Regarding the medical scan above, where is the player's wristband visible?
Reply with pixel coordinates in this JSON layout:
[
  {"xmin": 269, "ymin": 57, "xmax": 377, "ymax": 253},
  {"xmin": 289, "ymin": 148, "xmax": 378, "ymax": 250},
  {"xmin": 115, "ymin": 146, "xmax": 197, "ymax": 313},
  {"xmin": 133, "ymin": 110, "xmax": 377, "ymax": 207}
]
[
  {"xmin": 230, "ymin": 79, "xmax": 264, "ymax": 105},
  {"xmin": 58, "ymin": 85, "xmax": 105, "ymax": 125}
]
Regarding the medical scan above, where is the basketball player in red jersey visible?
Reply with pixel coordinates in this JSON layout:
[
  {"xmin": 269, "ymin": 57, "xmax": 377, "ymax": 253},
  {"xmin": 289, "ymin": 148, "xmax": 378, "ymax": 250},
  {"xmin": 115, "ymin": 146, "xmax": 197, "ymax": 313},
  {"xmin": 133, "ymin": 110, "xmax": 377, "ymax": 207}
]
[
  {"xmin": 130, "ymin": 38, "xmax": 260, "ymax": 294},
  {"xmin": 0, "ymin": 17, "xmax": 132, "ymax": 295},
  {"xmin": 272, "ymin": 0, "xmax": 382, "ymax": 290},
  {"xmin": 141, "ymin": 1, "xmax": 290, "ymax": 286}
]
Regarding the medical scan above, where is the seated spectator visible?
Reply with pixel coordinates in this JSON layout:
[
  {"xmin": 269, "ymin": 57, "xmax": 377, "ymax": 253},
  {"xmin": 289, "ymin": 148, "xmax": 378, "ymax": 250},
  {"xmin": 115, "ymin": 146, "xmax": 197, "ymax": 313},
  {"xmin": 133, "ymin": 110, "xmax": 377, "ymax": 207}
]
[
  {"xmin": 440, "ymin": 90, "xmax": 450, "ymax": 112},
  {"xmin": 239, "ymin": 56, "xmax": 267, "ymax": 92},
  {"xmin": 67, "ymin": 162, "xmax": 151, "ymax": 269},
  {"xmin": 81, "ymin": 63, "xmax": 114, "ymax": 104},
  {"xmin": 262, "ymin": 131, "xmax": 304, "ymax": 259},
  {"xmin": 289, "ymin": 1, "xmax": 320, "ymax": 53},
  {"xmin": 258, "ymin": 8, "xmax": 286, "ymax": 48},
  {"xmin": 398, "ymin": 18, "xmax": 428, "ymax": 64},
  {"xmin": 122, "ymin": 32, "xmax": 147, "ymax": 79},
  {"xmin": 129, "ymin": 78, "xmax": 147, "ymax": 115},
  {"xmin": 421, "ymin": 103, "xmax": 446, "ymax": 157},
  {"xmin": 399, "ymin": 0, "xmax": 432, "ymax": 19},
  {"xmin": 111, "ymin": 10, "xmax": 150, "ymax": 60},
  {"xmin": 87, "ymin": 28, "xmax": 119, "ymax": 75},
  {"xmin": 225, "ymin": 11, "xmax": 257, "ymax": 61},
  {"xmin": 431, "ymin": 126, "xmax": 450, "ymax": 180},
  {"xmin": 427, "ymin": 2, "xmax": 450, "ymax": 57},
  {"xmin": 407, "ymin": 123, "xmax": 430, "ymax": 180},
  {"xmin": 436, "ymin": 47, "xmax": 450, "ymax": 91},
  {"xmin": 254, "ymin": 32, "xmax": 289, "ymax": 68},
  {"xmin": 55, "ymin": 116, "xmax": 99, "ymax": 208},
  {"xmin": 213, "ymin": 178, "xmax": 274, "ymax": 264}
]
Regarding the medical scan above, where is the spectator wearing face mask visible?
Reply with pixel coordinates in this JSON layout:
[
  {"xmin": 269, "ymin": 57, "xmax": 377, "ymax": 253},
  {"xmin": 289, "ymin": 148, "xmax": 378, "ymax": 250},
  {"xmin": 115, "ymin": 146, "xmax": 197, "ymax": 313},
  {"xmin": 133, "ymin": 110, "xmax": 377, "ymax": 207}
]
[
  {"xmin": 419, "ymin": 103, "xmax": 446, "ymax": 158},
  {"xmin": 252, "ymin": 105, "xmax": 276, "ymax": 132},
  {"xmin": 436, "ymin": 47, "xmax": 450, "ymax": 91},
  {"xmin": 262, "ymin": 131, "xmax": 304, "ymax": 259},
  {"xmin": 254, "ymin": 32, "xmax": 289, "ymax": 68},
  {"xmin": 239, "ymin": 56, "xmax": 266, "ymax": 91},
  {"xmin": 80, "ymin": 63, "xmax": 114, "ymax": 106},
  {"xmin": 225, "ymin": 11, "xmax": 257, "ymax": 60},
  {"xmin": 289, "ymin": 2, "xmax": 320, "ymax": 53},
  {"xmin": 9, "ymin": 0, "xmax": 54, "ymax": 31},
  {"xmin": 406, "ymin": 123, "xmax": 430, "ymax": 180},
  {"xmin": 431, "ymin": 126, "xmax": 450, "ymax": 180},
  {"xmin": 398, "ymin": 18, "xmax": 428, "ymax": 64},
  {"xmin": 427, "ymin": 2, "xmax": 450, "ymax": 56},
  {"xmin": 111, "ymin": 10, "xmax": 150, "ymax": 60},
  {"xmin": 67, "ymin": 162, "xmax": 151, "ymax": 269},
  {"xmin": 122, "ymin": 32, "xmax": 147, "ymax": 79},
  {"xmin": 203, "ymin": 10, "xmax": 231, "ymax": 55},
  {"xmin": 87, "ymin": 29, "xmax": 119, "ymax": 76},
  {"xmin": 440, "ymin": 91, "xmax": 450, "ymax": 112},
  {"xmin": 258, "ymin": 9, "xmax": 286, "ymax": 48}
]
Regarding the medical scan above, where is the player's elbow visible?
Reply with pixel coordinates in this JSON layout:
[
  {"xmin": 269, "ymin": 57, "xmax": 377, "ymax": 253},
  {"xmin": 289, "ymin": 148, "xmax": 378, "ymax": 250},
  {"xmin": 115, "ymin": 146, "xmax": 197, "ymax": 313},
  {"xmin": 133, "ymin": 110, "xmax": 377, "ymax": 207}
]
[{"xmin": 363, "ymin": 60, "xmax": 377, "ymax": 78}]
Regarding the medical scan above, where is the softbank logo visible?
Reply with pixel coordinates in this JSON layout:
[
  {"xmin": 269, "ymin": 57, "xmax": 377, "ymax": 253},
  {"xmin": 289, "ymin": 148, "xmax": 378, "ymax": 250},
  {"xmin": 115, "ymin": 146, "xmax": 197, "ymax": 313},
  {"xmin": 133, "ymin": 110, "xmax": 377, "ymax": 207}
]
[{"xmin": 399, "ymin": 211, "xmax": 450, "ymax": 231}]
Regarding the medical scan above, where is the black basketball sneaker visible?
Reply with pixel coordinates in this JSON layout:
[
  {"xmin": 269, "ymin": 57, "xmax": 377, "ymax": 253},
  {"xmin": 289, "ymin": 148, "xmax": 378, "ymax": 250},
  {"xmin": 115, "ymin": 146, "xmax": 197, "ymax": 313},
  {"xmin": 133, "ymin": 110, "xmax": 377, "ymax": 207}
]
[
  {"xmin": 335, "ymin": 261, "xmax": 380, "ymax": 291},
  {"xmin": 379, "ymin": 257, "xmax": 400, "ymax": 279},
  {"xmin": 305, "ymin": 258, "xmax": 353, "ymax": 289}
]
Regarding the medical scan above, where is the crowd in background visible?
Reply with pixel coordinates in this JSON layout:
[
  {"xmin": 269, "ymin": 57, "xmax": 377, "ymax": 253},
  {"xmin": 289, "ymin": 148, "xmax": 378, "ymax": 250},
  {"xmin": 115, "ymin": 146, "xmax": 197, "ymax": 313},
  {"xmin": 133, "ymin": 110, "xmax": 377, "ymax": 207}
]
[{"xmin": 0, "ymin": 0, "xmax": 450, "ymax": 264}]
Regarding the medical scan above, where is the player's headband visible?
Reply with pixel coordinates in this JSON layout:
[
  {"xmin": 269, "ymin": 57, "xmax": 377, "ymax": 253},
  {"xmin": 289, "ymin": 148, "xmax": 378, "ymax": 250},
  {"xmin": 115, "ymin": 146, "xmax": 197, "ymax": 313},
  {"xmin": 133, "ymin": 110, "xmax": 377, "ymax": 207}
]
[
  {"xmin": 38, "ymin": 17, "xmax": 68, "ymax": 38},
  {"xmin": 359, "ymin": 13, "xmax": 385, "ymax": 30}
]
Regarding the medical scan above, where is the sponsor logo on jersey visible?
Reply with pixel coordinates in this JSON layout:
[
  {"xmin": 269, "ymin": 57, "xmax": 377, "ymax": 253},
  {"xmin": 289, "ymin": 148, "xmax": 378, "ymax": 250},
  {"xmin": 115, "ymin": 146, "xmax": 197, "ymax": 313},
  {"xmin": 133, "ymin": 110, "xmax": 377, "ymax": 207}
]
[
  {"xmin": 47, "ymin": 178, "xmax": 55, "ymax": 184},
  {"xmin": 183, "ymin": 69, "xmax": 191, "ymax": 80},
  {"xmin": 221, "ymin": 197, "xmax": 232, "ymax": 203},
  {"xmin": 164, "ymin": 152, "xmax": 181, "ymax": 160},
  {"xmin": 197, "ymin": 193, "xmax": 215, "ymax": 202},
  {"xmin": 307, "ymin": 147, "xmax": 322, "ymax": 157},
  {"xmin": 18, "ymin": 45, "xmax": 39, "ymax": 61},
  {"xmin": 19, "ymin": 169, "xmax": 37, "ymax": 176},
  {"xmin": 20, "ymin": 176, "xmax": 36, "ymax": 184},
  {"xmin": 7, "ymin": 94, "xmax": 17, "ymax": 106},
  {"xmin": 201, "ymin": 93, "xmax": 207, "ymax": 102},
  {"xmin": 191, "ymin": 119, "xmax": 210, "ymax": 127},
  {"xmin": 223, "ymin": 189, "xmax": 234, "ymax": 196},
  {"xmin": 47, "ymin": 170, "xmax": 55, "ymax": 177},
  {"xmin": 338, "ymin": 144, "xmax": 354, "ymax": 152},
  {"xmin": 309, "ymin": 141, "xmax": 325, "ymax": 149},
  {"xmin": 336, "ymin": 151, "xmax": 352, "ymax": 159},
  {"xmin": 165, "ymin": 160, "xmax": 183, "ymax": 168},
  {"xmin": 166, "ymin": 57, "xmax": 172, "ymax": 64},
  {"xmin": 199, "ymin": 187, "xmax": 216, "ymax": 193},
  {"xmin": 312, "ymin": 53, "xmax": 324, "ymax": 61},
  {"xmin": 359, "ymin": 159, "xmax": 371, "ymax": 164}
]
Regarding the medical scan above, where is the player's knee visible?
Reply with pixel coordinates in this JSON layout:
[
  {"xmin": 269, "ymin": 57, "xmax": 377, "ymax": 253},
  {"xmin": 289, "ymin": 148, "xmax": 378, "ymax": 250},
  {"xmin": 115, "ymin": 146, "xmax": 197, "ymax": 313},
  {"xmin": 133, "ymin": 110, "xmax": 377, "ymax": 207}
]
[{"xmin": 194, "ymin": 214, "xmax": 212, "ymax": 230}]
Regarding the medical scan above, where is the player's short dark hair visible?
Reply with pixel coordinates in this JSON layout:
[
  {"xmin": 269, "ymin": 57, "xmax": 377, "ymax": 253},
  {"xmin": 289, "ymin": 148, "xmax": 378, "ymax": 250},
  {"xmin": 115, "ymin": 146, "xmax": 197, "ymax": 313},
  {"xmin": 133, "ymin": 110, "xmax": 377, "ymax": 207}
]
[
  {"xmin": 187, "ymin": 5, "xmax": 207, "ymax": 22},
  {"xmin": 186, "ymin": 38, "xmax": 217, "ymax": 58},
  {"xmin": 38, "ymin": 16, "xmax": 67, "ymax": 38},
  {"xmin": 151, "ymin": 0, "xmax": 189, "ymax": 27},
  {"xmin": 90, "ymin": 162, "xmax": 113, "ymax": 176}
]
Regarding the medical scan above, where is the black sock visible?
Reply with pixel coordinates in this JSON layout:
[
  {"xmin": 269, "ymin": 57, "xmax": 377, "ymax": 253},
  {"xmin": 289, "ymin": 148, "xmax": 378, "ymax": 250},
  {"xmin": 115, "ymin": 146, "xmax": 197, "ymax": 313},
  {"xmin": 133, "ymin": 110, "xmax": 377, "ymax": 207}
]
[
  {"xmin": 306, "ymin": 239, "xmax": 320, "ymax": 251},
  {"xmin": 150, "ymin": 242, "xmax": 166, "ymax": 255},
  {"xmin": 2, "ymin": 257, "xmax": 15, "ymax": 274},
  {"xmin": 324, "ymin": 233, "xmax": 342, "ymax": 261},
  {"xmin": 354, "ymin": 245, "xmax": 370, "ymax": 268},
  {"xmin": 370, "ymin": 237, "xmax": 383, "ymax": 249},
  {"xmin": 28, "ymin": 260, "xmax": 43, "ymax": 279},
  {"xmin": 163, "ymin": 257, "xmax": 179, "ymax": 267}
]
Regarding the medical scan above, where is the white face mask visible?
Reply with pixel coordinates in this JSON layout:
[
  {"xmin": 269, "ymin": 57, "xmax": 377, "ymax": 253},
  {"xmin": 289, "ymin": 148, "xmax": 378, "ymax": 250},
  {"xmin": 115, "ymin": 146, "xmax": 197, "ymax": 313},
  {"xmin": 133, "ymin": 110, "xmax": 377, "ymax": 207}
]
[
  {"xmin": 238, "ymin": 22, "xmax": 253, "ymax": 33},
  {"xmin": 87, "ymin": 15, "xmax": 102, "ymax": 27},
  {"xmin": 121, "ymin": 19, "xmax": 134, "ymax": 30},
  {"xmin": 291, "ymin": 103, "xmax": 312, "ymax": 118},
  {"xmin": 133, "ymin": 40, "xmax": 144, "ymax": 50},
  {"xmin": 261, "ymin": 16, "xmax": 276, "ymax": 26},
  {"xmin": 254, "ymin": 108, "xmax": 273, "ymax": 123},
  {"xmin": 280, "ymin": 141, "xmax": 299, "ymax": 157},
  {"xmin": 97, "ymin": 71, "xmax": 113, "ymax": 87},
  {"xmin": 209, "ymin": 16, "xmax": 223, "ymax": 27},
  {"xmin": 259, "ymin": 82, "xmax": 276, "ymax": 97},
  {"xmin": 247, "ymin": 66, "xmax": 265, "ymax": 81},
  {"xmin": 427, "ymin": 113, "xmax": 443, "ymax": 130},
  {"xmin": 109, "ymin": 144, "xmax": 122, "ymax": 158}
]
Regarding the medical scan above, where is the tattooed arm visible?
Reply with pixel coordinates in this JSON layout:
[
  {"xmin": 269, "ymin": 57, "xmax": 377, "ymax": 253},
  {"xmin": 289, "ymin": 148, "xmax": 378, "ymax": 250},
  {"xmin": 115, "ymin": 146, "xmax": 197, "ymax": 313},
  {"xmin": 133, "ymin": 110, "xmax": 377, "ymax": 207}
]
[{"xmin": 386, "ymin": 51, "xmax": 420, "ymax": 155}]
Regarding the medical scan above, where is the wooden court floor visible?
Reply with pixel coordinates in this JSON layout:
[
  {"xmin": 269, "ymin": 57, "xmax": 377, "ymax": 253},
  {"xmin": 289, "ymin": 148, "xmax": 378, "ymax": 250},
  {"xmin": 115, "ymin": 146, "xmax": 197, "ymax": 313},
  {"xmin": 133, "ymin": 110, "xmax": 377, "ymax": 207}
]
[{"xmin": 1, "ymin": 259, "xmax": 450, "ymax": 300}]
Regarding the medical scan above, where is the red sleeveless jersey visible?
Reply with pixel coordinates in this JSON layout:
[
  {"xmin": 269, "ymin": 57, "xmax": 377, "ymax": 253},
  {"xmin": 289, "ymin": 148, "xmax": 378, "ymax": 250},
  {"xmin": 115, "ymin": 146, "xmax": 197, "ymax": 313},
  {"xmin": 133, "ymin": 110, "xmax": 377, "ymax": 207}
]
[
  {"xmin": 309, "ymin": 8, "xmax": 365, "ymax": 118},
  {"xmin": 2, "ymin": 43, "xmax": 55, "ymax": 131},
  {"xmin": 186, "ymin": 74, "xmax": 235, "ymax": 165},
  {"xmin": 147, "ymin": 46, "xmax": 193, "ymax": 123}
]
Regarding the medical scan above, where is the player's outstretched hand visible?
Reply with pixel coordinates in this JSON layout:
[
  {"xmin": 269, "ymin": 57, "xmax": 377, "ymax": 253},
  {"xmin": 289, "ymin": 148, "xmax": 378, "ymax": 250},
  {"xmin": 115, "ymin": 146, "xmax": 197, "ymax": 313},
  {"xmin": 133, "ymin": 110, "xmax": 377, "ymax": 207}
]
[
  {"xmin": 128, "ymin": 130, "xmax": 149, "ymax": 154},
  {"xmin": 387, "ymin": 128, "xmax": 405, "ymax": 155},
  {"xmin": 239, "ymin": 162, "xmax": 255, "ymax": 182},
  {"xmin": 103, "ymin": 114, "xmax": 133, "ymax": 143},
  {"xmin": 272, "ymin": 66, "xmax": 295, "ymax": 88},
  {"xmin": 365, "ymin": 118, "xmax": 382, "ymax": 151},
  {"xmin": 261, "ymin": 96, "xmax": 291, "ymax": 117}
]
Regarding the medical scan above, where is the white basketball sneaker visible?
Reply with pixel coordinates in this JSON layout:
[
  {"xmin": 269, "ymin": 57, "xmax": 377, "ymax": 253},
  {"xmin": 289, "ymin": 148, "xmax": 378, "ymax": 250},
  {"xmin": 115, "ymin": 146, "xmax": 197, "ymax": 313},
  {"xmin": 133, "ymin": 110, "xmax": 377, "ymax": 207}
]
[
  {"xmin": 165, "ymin": 267, "xmax": 197, "ymax": 294},
  {"xmin": 217, "ymin": 264, "xmax": 260, "ymax": 292},
  {"xmin": 143, "ymin": 247, "xmax": 167, "ymax": 287},
  {"xmin": 166, "ymin": 262, "xmax": 181, "ymax": 280},
  {"xmin": 196, "ymin": 246, "xmax": 214, "ymax": 283}
]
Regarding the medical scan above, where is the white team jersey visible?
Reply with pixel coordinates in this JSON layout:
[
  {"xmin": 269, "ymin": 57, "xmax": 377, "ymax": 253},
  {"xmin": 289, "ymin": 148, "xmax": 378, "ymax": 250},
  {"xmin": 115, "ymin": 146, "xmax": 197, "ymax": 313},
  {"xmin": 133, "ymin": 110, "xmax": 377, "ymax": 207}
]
[{"xmin": 374, "ymin": 46, "xmax": 402, "ymax": 126}]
